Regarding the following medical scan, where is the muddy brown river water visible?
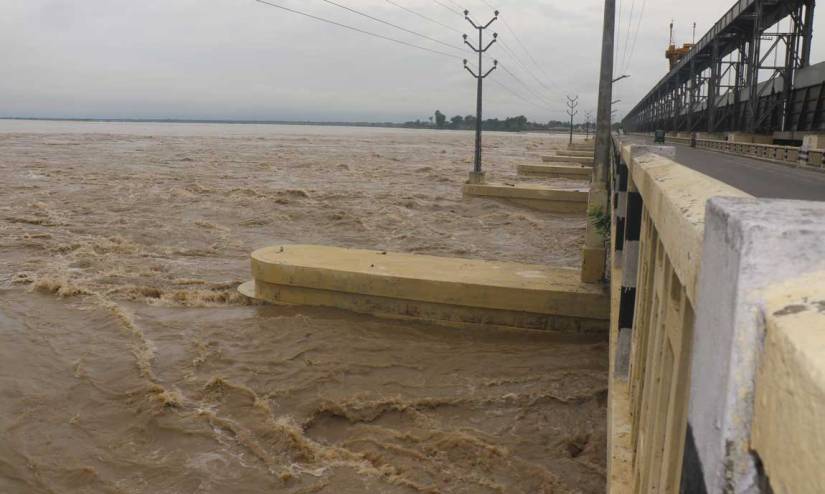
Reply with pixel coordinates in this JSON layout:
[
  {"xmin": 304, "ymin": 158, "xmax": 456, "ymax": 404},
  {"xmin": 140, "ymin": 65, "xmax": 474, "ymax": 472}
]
[{"xmin": 0, "ymin": 121, "xmax": 606, "ymax": 493}]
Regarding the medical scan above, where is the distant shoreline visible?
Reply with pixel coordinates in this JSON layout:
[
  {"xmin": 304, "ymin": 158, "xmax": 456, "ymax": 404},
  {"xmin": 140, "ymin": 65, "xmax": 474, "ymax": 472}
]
[
  {"xmin": 0, "ymin": 117, "xmax": 588, "ymax": 135},
  {"xmin": 0, "ymin": 117, "xmax": 414, "ymax": 128}
]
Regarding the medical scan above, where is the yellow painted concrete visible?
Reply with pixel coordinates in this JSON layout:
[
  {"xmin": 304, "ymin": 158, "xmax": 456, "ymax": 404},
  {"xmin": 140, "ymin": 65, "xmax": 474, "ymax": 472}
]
[
  {"xmin": 242, "ymin": 245, "xmax": 609, "ymax": 331},
  {"xmin": 463, "ymin": 182, "xmax": 588, "ymax": 213},
  {"xmin": 569, "ymin": 142, "xmax": 595, "ymax": 151},
  {"xmin": 622, "ymin": 146, "xmax": 751, "ymax": 304},
  {"xmin": 727, "ymin": 132, "xmax": 774, "ymax": 144},
  {"xmin": 542, "ymin": 155, "xmax": 594, "ymax": 165},
  {"xmin": 607, "ymin": 259, "xmax": 633, "ymax": 494},
  {"xmin": 580, "ymin": 246, "xmax": 606, "ymax": 283},
  {"xmin": 558, "ymin": 150, "xmax": 595, "ymax": 158},
  {"xmin": 751, "ymin": 271, "xmax": 825, "ymax": 494},
  {"xmin": 517, "ymin": 164, "xmax": 592, "ymax": 180}
]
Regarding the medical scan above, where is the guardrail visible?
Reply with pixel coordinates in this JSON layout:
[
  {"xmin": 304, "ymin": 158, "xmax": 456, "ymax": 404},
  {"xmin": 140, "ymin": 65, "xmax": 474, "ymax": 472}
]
[
  {"xmin": 643, "ymin": 134, "xmax": 825, "ymax": 170},
  {"xmin": 670, "ymin": 136, "xmax": 825, "ymax": 168},
  {"xmin": 607, "ymin": 138, "xmax": 825, "ymax": 493}
]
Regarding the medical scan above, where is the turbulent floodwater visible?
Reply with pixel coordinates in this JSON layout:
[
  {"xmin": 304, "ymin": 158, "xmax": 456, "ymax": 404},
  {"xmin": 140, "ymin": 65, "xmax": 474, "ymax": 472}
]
[{"xmin": 0, "ymin": 120, "xmax": 606, "ymax": 493}]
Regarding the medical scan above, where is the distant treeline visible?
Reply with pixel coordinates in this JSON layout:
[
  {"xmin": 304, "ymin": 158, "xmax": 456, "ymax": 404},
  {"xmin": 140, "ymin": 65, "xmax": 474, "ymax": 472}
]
[
  {"xmin": 1, "ymin": 115, "xmax": 594, "ymax": 133},
  {"xmin": 400, "ymin": 110, "xmax": 592, "ymax": 133}
]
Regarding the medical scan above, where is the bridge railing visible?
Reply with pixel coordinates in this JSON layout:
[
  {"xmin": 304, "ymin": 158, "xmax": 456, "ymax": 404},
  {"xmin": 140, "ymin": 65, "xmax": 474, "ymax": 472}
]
[
  {"xmin": 632, "ymin": 133, "xmax": 825, "ymax": 170},
  {"xmin": 607, "ymin": 138, "xmax": 825, "ymax": 493}
]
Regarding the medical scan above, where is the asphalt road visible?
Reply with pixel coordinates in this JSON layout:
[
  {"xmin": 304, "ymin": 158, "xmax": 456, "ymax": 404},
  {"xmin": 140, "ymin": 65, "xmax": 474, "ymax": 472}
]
[{"xmin": 622, "ymin": 135, "xmax": 825, "ymax": 201}]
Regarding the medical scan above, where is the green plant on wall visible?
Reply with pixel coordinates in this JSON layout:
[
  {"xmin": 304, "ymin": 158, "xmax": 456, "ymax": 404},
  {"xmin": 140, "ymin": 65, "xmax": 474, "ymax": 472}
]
[{"xmin": 588, "ymin": 206, "xmax": 611, "ymax": 240}]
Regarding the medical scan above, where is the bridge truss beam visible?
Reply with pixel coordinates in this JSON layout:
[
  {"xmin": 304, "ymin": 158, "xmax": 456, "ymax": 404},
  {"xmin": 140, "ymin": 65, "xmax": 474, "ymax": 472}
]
[{"xmin": 623, "ymin": 0, "xmax": 823, "ymax": 138}]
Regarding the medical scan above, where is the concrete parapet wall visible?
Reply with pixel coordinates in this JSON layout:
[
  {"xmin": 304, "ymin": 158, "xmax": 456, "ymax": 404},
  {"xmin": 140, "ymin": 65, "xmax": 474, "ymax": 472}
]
[
  {"xmin": 621, "ymin": 145, "xmax": 747, "ymax": 304},
  {"xmin": 686, "ymin": 198, "xmax": 825, "ymax": 493},
  {"xmin": 638, "ymin": 132, "xmax": 825, "ymax": 170},
  {"xmin": 606, "ymin": 136, "xmax": 825, "ymax": 493},
  {"xmin": 751, "ymin": 271, "xmax": 825, "ymax": 494},
  {"xmin": 608, "ymin": 143, "xmax": 749, "ymax": 492}
]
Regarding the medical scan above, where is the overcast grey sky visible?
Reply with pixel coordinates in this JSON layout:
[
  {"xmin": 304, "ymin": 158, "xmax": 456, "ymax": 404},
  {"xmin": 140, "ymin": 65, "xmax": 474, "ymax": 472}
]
[{"xmin": 2, "ymin": 0, "xmax": 822, "ymax": 123}]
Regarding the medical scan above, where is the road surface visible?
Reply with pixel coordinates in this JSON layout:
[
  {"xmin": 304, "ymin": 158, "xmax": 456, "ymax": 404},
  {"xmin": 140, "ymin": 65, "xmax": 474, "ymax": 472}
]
[{"xmin": 622, "ymin": 135, "xmax": 825, "ymax": 201}]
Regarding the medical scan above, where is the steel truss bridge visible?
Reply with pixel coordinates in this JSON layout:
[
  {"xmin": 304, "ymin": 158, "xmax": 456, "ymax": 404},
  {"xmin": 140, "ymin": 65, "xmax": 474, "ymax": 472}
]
[{"xmin": 623, "ymin": 0, "xmax": 824, "ymax": 141}]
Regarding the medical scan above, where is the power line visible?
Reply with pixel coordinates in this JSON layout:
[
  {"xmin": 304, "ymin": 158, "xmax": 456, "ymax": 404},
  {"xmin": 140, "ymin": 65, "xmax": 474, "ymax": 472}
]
[
  {"xmin": 498, "ymin": 62, "xmax": 556, "ymax": 108},
  {"xmin": 498, "ymin": 38, "xmax": 560, "ymax": 97},
  {"xmin": 384, "ymin": 0, "xmax": 462, "ymax": 34},
  {"xmin": 620, "ymin": 0, "xmax": 637, "ymax": 73},
  {"xmin": 500, "ymin": 18, "xmax": 560, "ymax": 92},
  {"xmin": 472, "ymin": 1, "xmax": 566, "ymax": 94},
  {"xmin": 490, "ymin": 78, "xmax": 564, "ymax": 113},
  {"xmin": 454, "ymin": 1, "xmax": 566, "ymax": 110},
  {"xmin": 623, "ymin": 0, "xmax": 647, "ymax": 73},
  {"xmin": 442, "ymin": 0, "xmax": 465, "ymax": 12},
  {"xmin": 253, "ymin": 0, "xmax": 559, "ymax": 119},
  {"xmin": 316, "ymin": 0, "xmax": 462, "ymax": 53},
  {"xmin": 432, "ymin": 0, "xmax": 566, "ymax": 102},
  {"xmin": 257, "ymin": 0, "xmax": 555, "ymax": 115},
  {"xmin": 615, "ymin": 0, "xmax": 623, "ymax": 68},
  {"xmin": 432, "ymin": 0, "xmax": 462, "ymax": 16},
  {"xmin": 254, "ymin": 0, "xmax": 463, "ymax": 60}
]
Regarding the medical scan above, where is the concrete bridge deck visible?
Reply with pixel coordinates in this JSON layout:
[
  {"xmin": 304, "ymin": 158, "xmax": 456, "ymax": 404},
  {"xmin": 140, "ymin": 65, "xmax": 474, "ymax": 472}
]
[{"xmin": 624, "ymin": 135, "xmax": 825, "ymax": 200}]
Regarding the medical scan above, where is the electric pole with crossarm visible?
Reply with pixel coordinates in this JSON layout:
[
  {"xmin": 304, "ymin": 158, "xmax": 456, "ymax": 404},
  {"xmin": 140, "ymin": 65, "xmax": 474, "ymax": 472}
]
[
  {"xmin": 566, "ymin": 95, "xmax": 579, "ymax": 145},
  {"xmin": 463, "ymin": 9, "xmax": 498, "ymax": 184}
]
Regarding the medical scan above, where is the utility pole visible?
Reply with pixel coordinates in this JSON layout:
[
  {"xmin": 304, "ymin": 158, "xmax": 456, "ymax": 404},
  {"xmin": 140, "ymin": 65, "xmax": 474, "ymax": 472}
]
[
  {"xmin": 585, "ymin": 111, "xmax": 593, "ymax": 139},
  {"xmin": 593, "ymin": 0, "xmax": 615, "ymax": 188},
  {"xmin": 566, "ymin": 95, "xmax": 579, "ymax": 145},
  {"xmin": 463, "ymin": 9, "xmax": 499, "ymax": 184},
  {"xmin": 581, "ymin": 0, "xmax": 615, "ymax": 283}
]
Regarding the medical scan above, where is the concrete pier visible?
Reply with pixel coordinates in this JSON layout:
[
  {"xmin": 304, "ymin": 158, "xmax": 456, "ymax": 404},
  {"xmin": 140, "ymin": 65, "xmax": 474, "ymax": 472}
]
[
  {"xmin": 569, "ymin": 142, "xmax": 595, "ymax": 151},
  {"xmin": 462, "ymin": 182, "xmax": 588, "ymax": 213},
  {"xmin": 517, "ymin": 164, "xmax": 592, "ymax": 180},
  {"xmin": 542, "ymin": 155, "xmax": 594, "ymax": 165},
  {"xmin": 241, "ymin": 245, "xmax": 609, "ymax": 332},
  {"xmin": 557, "ymin": 150, "xmax": 595, "ymax": 158}
]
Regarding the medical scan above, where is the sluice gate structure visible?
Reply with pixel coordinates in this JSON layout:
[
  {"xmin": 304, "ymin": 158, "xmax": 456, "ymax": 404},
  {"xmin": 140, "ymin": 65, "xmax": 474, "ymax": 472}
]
[{"xmin": 622, "ymin": 0, "xmax": 824, "ymax": 142}]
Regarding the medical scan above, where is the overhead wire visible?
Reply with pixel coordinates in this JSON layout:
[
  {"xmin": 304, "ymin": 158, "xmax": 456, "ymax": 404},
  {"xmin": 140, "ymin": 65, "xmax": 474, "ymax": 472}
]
[
  {"xmin": 490, "ymin": 78, "xmax": 564, "ymax": 113},
  {"xmin": 254, "ymin": 0, "xmax": 463, "ymax": 60},
  {"xmin": 615, "ymin": 0, "xmax": 623, "ymax": 68},
  {"xmin": 442, "ymin": 0, "xmax": 465, "ymax": 12},
  {"xmin": 432, "ymin": 0, "xmax": 462, "ymax": 16},
  {"xmin": 316, "ymin": 0, "xmax": 463, "ymax": 52},
  {"xmin": 623, "ymin": 0, "xmax": 647, "ymax": 74},
  {"xmin": 384, "ymin": 0, "xmax": 462, "ymax": 34},
  {"xmin": 442, "ymin": 0, "xmax": 568, "ymax": 108},
  {"xmin": 472, "ymin": 0, "xmax": 564, "ymax": 93},
  {"xmin": 465, "ymin": 60, "xmax": 558, "ymax": 113},
  {"xmin": 422, "ymin": 0, "xmax": 564, "ymax": 112},
  {"xmin": 255, "ymin": 0, "xmax": 558, "ymax": 117},
  {"xmin": 620, "ymin": 0, "xmax": 637, "ymax": 73},
  {"xmin": 498, "ymin": 62, "xmax": 557, "ymax": 108}
]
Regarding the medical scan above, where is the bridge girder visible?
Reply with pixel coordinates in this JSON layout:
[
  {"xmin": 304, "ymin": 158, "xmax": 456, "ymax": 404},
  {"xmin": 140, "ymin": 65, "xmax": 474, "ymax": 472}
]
[{"xmin": 623, "ymin": 0, "xmax": 823, "ymax": 138}]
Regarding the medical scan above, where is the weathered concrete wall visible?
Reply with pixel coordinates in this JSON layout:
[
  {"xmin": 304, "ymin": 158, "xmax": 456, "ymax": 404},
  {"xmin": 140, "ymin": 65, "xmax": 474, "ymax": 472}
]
[
  {"xmin": 751, "ymin": 271, "xmax": 825, "ymax": 494},
  {"xmin": 685, "ymin": 198, "xmax": 825, "ymax": 493},
  {"xmin": 607, "ymin": 137, "xmax": 825, "ymax": 493}
]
